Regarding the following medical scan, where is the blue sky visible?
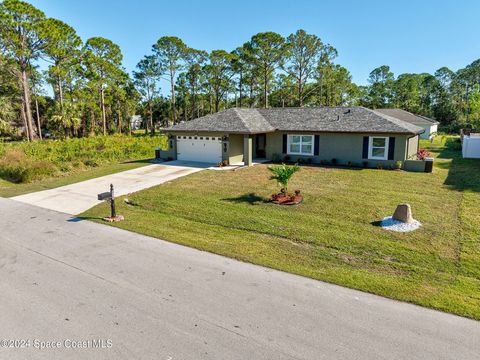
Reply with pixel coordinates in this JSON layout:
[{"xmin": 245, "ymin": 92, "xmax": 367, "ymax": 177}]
[{"xmin": 30, "ymin": 0, "xmax": 480, "ymax": 86}]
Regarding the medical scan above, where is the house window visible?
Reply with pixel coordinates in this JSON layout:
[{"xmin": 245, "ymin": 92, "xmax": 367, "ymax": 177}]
[
  {"xmin": 368, "ymin": 137, "xmax": 389, "ymax": 160},
  {"xmin": 287, "ymin": 134, "xmax": 314, "ymax": 155}
]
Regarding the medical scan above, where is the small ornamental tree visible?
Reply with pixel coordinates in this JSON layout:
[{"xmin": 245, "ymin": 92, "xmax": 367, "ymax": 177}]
[
  {"xmin": 268, "ymin": 163, "xmax": 300, "ymax": 193},
  {"xmin": 417, "ymin": 148, "xmax": 431, "ymax": 160}
]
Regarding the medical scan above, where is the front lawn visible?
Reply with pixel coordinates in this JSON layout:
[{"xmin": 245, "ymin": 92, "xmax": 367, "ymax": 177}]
[{"xmin": 82, "ymin": 136, "xmax": 480, "ymax": 320}]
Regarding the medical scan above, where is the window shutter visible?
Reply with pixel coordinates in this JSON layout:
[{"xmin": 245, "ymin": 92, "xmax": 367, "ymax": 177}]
[
  {"xmin": 282, "ymin": 134, "xmax": 287, "ymax": 154},
  {"xmin": 314, "ymin": 135, "xmax": 320, "ymax": 155},
  {"xmin": 388, "ymin": 137, "xmax": 395, "ymax": 160},
  {"xmin": 362, "ymin": 136, "xmax": 369, "ymax": 159}
]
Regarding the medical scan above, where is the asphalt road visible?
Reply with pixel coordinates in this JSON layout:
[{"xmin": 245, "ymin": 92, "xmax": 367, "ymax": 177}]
[{"xmin": 0, "ymin": 198, "xmax": 478, "ymax": 360}]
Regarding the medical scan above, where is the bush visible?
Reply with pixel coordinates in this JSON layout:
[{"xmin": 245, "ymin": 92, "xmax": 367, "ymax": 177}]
[
  {"xmin": 0, "ymin": 134, "xmax": 168, "ymax": 183},
  {"xmin": 0, "ymin": 149, "xmax": 57, "ymax": 183},
  {"xmin": 417, "ymin": 148, "xmax": 431, "ymax": 160}
]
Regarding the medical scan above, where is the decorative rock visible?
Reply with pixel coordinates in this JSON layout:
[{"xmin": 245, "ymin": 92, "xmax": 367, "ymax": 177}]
[{"xmin": 392, "ymin": 203, "xmax": 414, "ymax": 223}]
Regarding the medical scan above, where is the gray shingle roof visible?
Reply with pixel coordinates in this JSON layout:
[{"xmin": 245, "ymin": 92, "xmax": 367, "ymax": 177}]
[
  {"xmin": 167, "ymin": 108, "xmax": 275, "ymax": 134},
  {"xmin": 167, "ymin": 106, "xmax": 425, "ymax": 135},
  {"xmin": 375, "ymin": 108, "xmax": 439, "ymax": 125}
]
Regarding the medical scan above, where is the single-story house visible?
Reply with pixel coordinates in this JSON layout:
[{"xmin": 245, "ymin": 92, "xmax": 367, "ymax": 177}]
[
  {"xmin": 161, "ymin": 107, "xmax": 424, "ymax": 168},
  {"xmin": 375, "ymin": 109, "xmax": 439, "ymax": 140}
]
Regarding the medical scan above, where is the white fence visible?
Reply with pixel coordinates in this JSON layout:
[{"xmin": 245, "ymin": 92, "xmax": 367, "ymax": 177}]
[{"xmin": 462, "ymin": 134, "xmax": 480, "ymax": 158}]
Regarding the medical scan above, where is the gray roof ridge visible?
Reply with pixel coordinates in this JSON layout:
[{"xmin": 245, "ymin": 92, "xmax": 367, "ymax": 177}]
[
  {"xmin": 368, "ymin": 108, "xmax": 425, "ymax": 134},
  {"xmin": 231, "ymin": 107, "xmax": 251, "ymax": 131}
]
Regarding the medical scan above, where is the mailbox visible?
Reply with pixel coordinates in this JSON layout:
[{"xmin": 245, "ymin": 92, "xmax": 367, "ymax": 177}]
[{"xmin": 97, "ymin": 191, "xmax": 112, "ymax": 201}]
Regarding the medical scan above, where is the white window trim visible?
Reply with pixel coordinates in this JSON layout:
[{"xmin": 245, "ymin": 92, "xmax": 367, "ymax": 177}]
[
  {"xmin": 368, "ymin": 136, "xmax": 389, "ymax": 160},
  {"xmin": 287, "ymin": 134, "xmax": 314, "ymax": 156}
]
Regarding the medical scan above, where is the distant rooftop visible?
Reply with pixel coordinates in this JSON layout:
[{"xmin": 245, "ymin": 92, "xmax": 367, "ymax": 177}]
[{"xmin": 375, "ymin": 108, "xmax": 439, "ymax": 126}]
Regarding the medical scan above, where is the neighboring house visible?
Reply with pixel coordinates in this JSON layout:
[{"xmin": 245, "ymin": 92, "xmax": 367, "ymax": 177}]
[
  {"xmin": 375, "ymin": 108, "xmax": 438, "ymax": 140},
  {"xmin": 130, "ymin": 115, "xmax": 143, "ymax": 130},
  {"xmin": 162, "ymin": 107, "xmax": 424, "ymax": 167}
]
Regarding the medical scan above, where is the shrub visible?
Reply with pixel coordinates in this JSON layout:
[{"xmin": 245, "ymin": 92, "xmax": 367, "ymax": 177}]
[
  {"xmin": 417, "ymin": 148, "xmax": 431, "ymax": 160},
  {"xmin": 331, "ymin": 158, "xmax": 337, "ymax": 165},
  {"xmin": 268, "ymin": 163, "xmax": 300, "ymax": 193},
  {"xmin": 0, "ymin": 134, "xmax": 168, "ymax": 183},
  {"xmin": 0, "ymin": 149, "xmax": 57, "ymax": 183}
]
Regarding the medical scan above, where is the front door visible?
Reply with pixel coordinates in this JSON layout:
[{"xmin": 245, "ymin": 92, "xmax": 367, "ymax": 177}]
[{"xmin": 255, "ymin": 134, "xmax": 266, "ymax": 158}]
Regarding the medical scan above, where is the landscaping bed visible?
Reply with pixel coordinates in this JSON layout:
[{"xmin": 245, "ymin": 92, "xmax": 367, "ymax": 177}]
[{"xmin": 82, "ymin": 136, "xmax": 480, "ymax": 320}]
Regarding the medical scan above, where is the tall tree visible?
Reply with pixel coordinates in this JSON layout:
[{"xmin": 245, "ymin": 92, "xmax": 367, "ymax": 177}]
[
  {"xmin": 0, "ymin": 0, "xmax": 51, "ymax": 140},
  {"xmin": 244, "ymin": 32, "xmax": 288, "ymax": 108},
  {"xmin": 366, "ymin": 65, "xmax": 395, "ymax": 108},
  {"xmin": 285, "ymin": 29, "xmax": 322, "ymax": 106},
  {"xmin": 84, "ymin": 37, "xmax": 123, "ymax": 135},
  {"xmin": 44, "ymin": 19, "xmax": 82, "ymax": 109},
  {"xmin": 153, "ymin": 36, "xmax": 186, "ymax": 125},
  {"xmin": 315, "ymin": 44, "xmax": 338, "ymax": 105},
  {"xmin": 134, "ymin": 55, "xmax": 161, "ymax": 134},
  {"xmin": 184, "ymin": 48, "xmax": 207, "ymax": 119},
  {"xmin": 204, "ymin": 50, "xmax": 235, "ymax": 112}
]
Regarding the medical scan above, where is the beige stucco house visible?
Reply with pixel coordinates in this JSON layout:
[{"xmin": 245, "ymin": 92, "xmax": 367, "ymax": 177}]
[{"xmin": 161, "ymin": 107, "xmax": 424, "ymax": 168}]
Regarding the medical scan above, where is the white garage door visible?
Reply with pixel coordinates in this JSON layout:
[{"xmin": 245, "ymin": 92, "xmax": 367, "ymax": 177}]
[{"xmin": 176, "ymin": 135, "xmax": 223, "ymax": 163}]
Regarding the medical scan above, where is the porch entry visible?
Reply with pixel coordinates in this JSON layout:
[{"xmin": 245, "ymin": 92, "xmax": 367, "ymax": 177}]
[{"xmin": 254, "ymin": 134, "xmax": 266, "ymax": 158}]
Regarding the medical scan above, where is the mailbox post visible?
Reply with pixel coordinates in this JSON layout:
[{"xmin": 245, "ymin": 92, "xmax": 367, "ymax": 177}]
[
  {"xmin": 110, "ymin": 184, "xmax": 116, "ymax": 218},
  {"xmin": 97, "ymin": 184, "xmax": 123, "ymax": 222}
]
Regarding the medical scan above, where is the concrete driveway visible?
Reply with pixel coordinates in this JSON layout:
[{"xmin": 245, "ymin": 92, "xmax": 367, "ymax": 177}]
[
  {"xmin": 11, "ymin": 160, "xmax": 209, "ymax": 215},
  {"xmin": 0, "ymin": 198, "xmax": 478, "ymax": 360}
]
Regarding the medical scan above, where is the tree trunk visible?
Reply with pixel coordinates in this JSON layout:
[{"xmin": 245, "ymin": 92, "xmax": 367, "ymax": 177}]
[
  {"xmin": 239, "ymin": 71, "xmax": 243, "ymax": 108},
  {"xmin": 214, "ymin": 92, "xmax": 220, "ymax": 113},
  {"xmin": 149, "ymin": 101, "xmax": 154, "ymax": 136},
  {"xmin": 35, "ymin": 97, "xmax": 42, "ymax": 140},
  {"xmin": 209, "ymin": 93, "xmax": 213, "ymax": 114},
  {"xmin": 19, "ymin": 96, "xmax": 30, "ymax": 140},
  {"xmin": 191, "ymin": 82, "xmax": 196, "ymax": 120},
  {"xmin": 89, "ymin": 108, "xmax": 96, "ymax": 136},
  {"xmin": 264, "ymin": 69, "xmax": 268, "ymax": 108},
  {"xmin": 118, "ymin": 109, "xmax": 122, "ymax": 134},
  {"xmin": 170, "ymin": 67, "xmax": 177, "ymax": 124},
  {"xmin": 100, "ymin": 86, "xmax": 106, "ymax": 135},
  {"xmin": 298, "ymin": 77, "xmax": 303, "ymax": 107},
  {"xmin": 249, "ymin": 78, "xmax": 254, "ymax": 108},
  {"xmin": 58, "ymin": 76, "xmax": 64, "ymax": 109},
  {"xmin": 20, "ymin": 66, "xmax": 36, "ymax": 141}
]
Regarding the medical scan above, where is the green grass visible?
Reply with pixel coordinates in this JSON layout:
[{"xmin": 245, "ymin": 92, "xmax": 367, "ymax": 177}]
[
  {"xmin": 0, "ymin": 134, "xmax": 167, "ymax": 195},
  {"xmin": 82, "ymin": 135, "xmax": 480, "ymax": 320}
]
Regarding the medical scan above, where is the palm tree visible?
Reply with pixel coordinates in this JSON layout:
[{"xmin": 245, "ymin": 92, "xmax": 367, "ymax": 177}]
[{"xmin": 268, "ymin": 163, "xmax": 300, "ymax": 193}]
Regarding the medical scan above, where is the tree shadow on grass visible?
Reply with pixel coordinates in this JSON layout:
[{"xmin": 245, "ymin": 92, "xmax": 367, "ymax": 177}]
[{"xmin": 222, "ymin": 193, "xmax": 268, "ymax": 205}]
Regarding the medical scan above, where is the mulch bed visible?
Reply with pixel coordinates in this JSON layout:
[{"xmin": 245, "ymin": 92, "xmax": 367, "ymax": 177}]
[{"xmin": 271, "ymin": 194, "xmax": 303, "ymax": 205}]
